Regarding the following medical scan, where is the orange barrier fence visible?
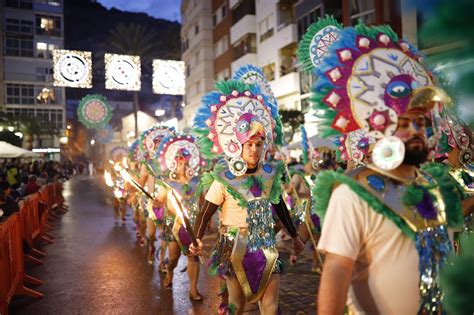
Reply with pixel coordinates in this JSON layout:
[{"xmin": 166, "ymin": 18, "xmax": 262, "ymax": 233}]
[
  {"xmin": 0, "ymin": 181, "xmax": 66, "ymax": 314},
  {"xmin": 0, "ymin": 213, "xmax": 43, "ymax": 315}
]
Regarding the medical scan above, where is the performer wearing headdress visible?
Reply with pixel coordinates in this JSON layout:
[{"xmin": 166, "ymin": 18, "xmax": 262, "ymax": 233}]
[
  {"xmin": 190, "ymin": 80, "xmax": 304, "ymax": 314},
  {"xmin": 136, "ymin": 126, "xmax": 175, "ymax": 267},
  {"xmin": 297, "ymin": 17, "xmax": 463, "ymax": 313},
  {"xmin": 153, "ymin": 132, "xmax": 206, "ymax": 301},
  {"xmin": 128, "ymin": 139, "xmax": 146, "ymax": 240},
  {"xmin": 105, "ymin": 154, "xmax": 128, "ymax": 223},
  {"xmin": 284, "ymin": 126, "xmax": 324, "ymax": 272},
  {"xmin": 429, "ymin": 114, "xmax": 474, "ymax": 242}
]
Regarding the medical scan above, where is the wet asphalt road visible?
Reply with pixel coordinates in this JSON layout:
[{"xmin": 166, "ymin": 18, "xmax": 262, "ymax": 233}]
[{"xmin": 10, "ymin": 176, "xmax": 319, "ymax": 315}]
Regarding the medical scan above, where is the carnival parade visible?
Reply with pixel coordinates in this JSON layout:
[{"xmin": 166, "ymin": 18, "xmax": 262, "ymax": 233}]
[{"xmin": 1, "ymin": 0, "xmax": 473, "ymax": 314}]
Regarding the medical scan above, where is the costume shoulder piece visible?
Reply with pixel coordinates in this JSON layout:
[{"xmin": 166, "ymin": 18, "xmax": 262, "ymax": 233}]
[
  {"xmin": 313, "ymin": 167, "xmax": 462, "ymax": 238},
  {"xmin": 208, "ymin": 161, "xmax": 285, "ymax": 208}
]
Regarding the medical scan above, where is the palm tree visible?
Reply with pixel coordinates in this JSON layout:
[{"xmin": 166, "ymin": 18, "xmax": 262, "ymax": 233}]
[{"xmin": 105, "ymin": 23, "xmax": 160, "ymax": 137}]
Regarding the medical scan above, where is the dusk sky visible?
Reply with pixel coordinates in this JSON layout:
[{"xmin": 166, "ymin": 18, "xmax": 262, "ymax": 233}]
[{"xmin": 97, "ymin": 0, "xmax": 182, "ymax": 22}]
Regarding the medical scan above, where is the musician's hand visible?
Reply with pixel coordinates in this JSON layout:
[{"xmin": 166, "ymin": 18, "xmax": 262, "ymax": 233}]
[
  {"xmin": 292, "ymin": 235, "xmax": 305, "ymax": 255},
  {"xmin": 189, "ymin": 239, "xmax": 203, "ymax": 256}
]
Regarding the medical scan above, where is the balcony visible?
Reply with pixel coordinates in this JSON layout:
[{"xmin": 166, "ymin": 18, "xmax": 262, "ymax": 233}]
[
  {"xmin": 232, "ymin": 0, "xmax": 256, "ymax": 25},
  {"xmin": 270, "ymin": 72, "xmax": 300, "ymax": 98},
  {"xmin": 233, "ymin": 33, "xmax": 256, "ymax": 60},
  {"xmin": 276, "ymin": 22, "xmax": 297, "ymax": 49},
  {"xmin": 230, "ymin": 14, "xmax": 256, "ymax": 44},
  {"xmin": 231, "ymin": 53, "xmax": 257, "ymax": 73}
]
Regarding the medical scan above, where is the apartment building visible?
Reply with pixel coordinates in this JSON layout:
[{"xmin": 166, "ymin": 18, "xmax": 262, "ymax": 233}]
[
  {"xmin": 180, "ymin": 0, "xmax": 214, "ymax": 128},
  {"xmin": 212, "ymin": 0, "xmax": 232, "ymax": 82},
  {"xmin": 1, "ymin": 0, "xmax": 66, "ymax": 150}
]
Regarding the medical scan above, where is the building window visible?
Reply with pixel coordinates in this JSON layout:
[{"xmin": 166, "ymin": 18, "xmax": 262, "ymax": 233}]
[
  {"xmin": 279, "ymin": 43, "xmax": 297, "ymax": 76},
  {"xmin": 36, "ymin": 42, "xmax": 58, "ymax": 59},
  {"xmin": 5, "ymin": 34, "xmax": 34, "ymax": 57},
  {"xmin": 5, "ymin": 0, "xmax": 32, "ymax": 9},
  {"xmin": 215, "ymin": 68, "xmax": 230, "ymax": 81},
  {"xmin": 195, "ymin": 24, "xmax": 199, "ymax": 35},
  {"xmin": 5, "ymin": 18, "xmax": 34, "ymax": 34},
  {"xmin": 214, "ymin": 35, "xmax": 229, "ymax": 58},
  {"xmin": 36, "ymin": 0, "xmax": 61, "ymax": 6},
  {"xmin": 233, "ymin": 33, "xmax": 256, "ymax": 60},
  {"xmin": 262, "ymin": 63, "xmax": 275, "ymax": 81},
  {"xmin": 232, "ymin": 0, "xmax": 256, "ymax": 25},
  {"xmin": 6, "ymin": 83, "xmax": 35, "ymax": 104},
  {"xmin": 350, "ymin": 0, "xmax": 375, "ymax": 25},
  {"xmin": 35, "ymin": 15, "xmax": 62, "ymax": 37},
  {"xmin": 222, "ymin": 4, "xmax": 227, "ymax": 19},
  {"xmin": 297, "ymin": 6, "xmax": 322, "ymax": 41},
  {"xmin": 277, "ymin": 1, "xmax": 294, "ymax": 30},
  {"xmin": 259, "ymin": 15, "xmax": 274, "ymax": 42},
  {"xmin": 213, "ymin": 14, "xmax": 217, "ymax": 26},
  {"xmin": 7, "ymin": 108, "xmax": 64, "ymax": 129},
  {"xmin": 36, "ymin": 67, "xmax": 54, "ymax": 82}
]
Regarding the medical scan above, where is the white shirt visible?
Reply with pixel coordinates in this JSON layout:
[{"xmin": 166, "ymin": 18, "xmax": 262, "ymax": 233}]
[{"xmin": 317, "ymin": 184, "xmax": 420, "ymax": 314}]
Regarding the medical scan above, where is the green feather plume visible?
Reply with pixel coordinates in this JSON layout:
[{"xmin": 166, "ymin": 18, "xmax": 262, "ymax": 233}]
[
  {"xmin": 421, "ymin": 163, "xmax": 464, "ymax": 229},
  {"xmin": 296, "ymin": 15, "xmax": 343, "ymax": 73}
]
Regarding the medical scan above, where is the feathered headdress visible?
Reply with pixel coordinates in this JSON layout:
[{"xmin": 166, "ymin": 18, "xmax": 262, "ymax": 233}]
[
  {"xmin": 193, "ymin": 79, "xmax": 283, "ymax": 176},
  {"xmin": 299, "ymin": 17, "xmax": 451, "ymax": 170},
  {"xmin": 156, "ymin": 132, "xmax": 205, "ymax": 180}
]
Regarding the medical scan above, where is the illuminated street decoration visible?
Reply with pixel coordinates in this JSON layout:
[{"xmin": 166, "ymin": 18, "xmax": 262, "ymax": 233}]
[
  {"xmin": 53, "ymin": 49, "xmax": 92, "ymax": 88},
  {"xmin": 95, "ymin": 124, "xmax": 114, "ymax": 144},
  {"xmin": 105, "ymin": 53, "xmax": 141, "ymax": 91},
  {"xmin": 77, "ymin": 94, "xmax": 113, "ymax": 129},
  {"xmin": 152, "ymin": 59, "xmax": 185, "ymax": 95}
]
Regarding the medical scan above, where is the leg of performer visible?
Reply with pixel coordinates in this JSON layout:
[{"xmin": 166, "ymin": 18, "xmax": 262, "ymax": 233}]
[
  {"xmin": 113, "ymin": 198, "xmax": 119, "ymax": 222},
  {"xmin": 120, "ymin": 200, "xmax": 127, "ymax": 222},
  {"xmin": 146, "ymin": 218, "xmax": 156, "ymax": 264},
  {"xmin": 259, "ymin": 274, "xmax": 280, "ymax": 314},
  {"xmin": 187, "ymin": 255, "xmax": 203, "ymax": 301},
  {"xmin": 139, "ymin": 209, "xmax": 147, "ymax": 246},
  {"xmin": 133, "ymin": 206, "xmax": 141, "ymax": 238},
  {"xmin": 164, "ymin": 241, "xmax": 181, "ymax": 288},
  {"xmin": 158, "ymin": 238, "xmax": 168, "ymax": 272},
  {"xmin": 226, "ymin": 277, "xmax": 246, "ymax": 315}
]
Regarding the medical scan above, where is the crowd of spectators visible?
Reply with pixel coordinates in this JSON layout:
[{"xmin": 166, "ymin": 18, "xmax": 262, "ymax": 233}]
[{"xmin": 0, "ymin": 160, "xmax": 75, "ymax": 220}]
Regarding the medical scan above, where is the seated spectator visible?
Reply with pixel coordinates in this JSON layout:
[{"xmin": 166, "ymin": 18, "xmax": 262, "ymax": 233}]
[
  {"xmin": 25, "ymin": 175, "xmax": 41, "ymax": 195},
  {"xmin": 0, "ymin": 182, "xmax": 19, "ymax": 218},
  {"xmin": 17, "ymin": 176, "xmax": 28, "ymax": 197},
  {"xmin": 37, "ymin": 171, "xmax": 48, "ymax": 186}
]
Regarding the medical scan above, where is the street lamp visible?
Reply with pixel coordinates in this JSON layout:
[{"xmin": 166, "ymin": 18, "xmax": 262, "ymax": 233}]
[{"xmin": 90, "ymin": 139, "xmax": 96, "ymax": 146}]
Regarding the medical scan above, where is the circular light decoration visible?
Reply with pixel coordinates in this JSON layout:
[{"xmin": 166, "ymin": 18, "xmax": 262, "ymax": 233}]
[
  {"xmin": 77, "ymin": 94, "xmax": 113, "ymax": 129},
  {"xmin": 53, "ymin": 49, "xmax": 92, "ymax": 88},
  {"xmin": 105, "ymin": 53, "xmax": 141, "ymax": 91},
  {"xmin": 153, "ymin": 59, "xmax": 185, "ymax": 95},
  {"xmin": 110, "ymin": 146, "xmax": 129, "ymax": 162},
  {"xmin": 95, "ymin": 125, "xmax": 114, "ymax": 144}
]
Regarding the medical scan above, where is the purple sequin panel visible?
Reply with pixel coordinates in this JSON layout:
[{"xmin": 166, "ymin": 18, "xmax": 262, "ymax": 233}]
[
  {"xmin": 416, "ymin": 190, "xmax": 438, "ymax": 220},
  {"xmin": 178, "ymin": 225, "xmax": 192, "ymax": 249},
  {"xmin": 152, "ymin": 207, "xmax": 164, "ymax": 221},
  {"xmin": 242, "ymin": 249, "xmax": 267, "ymax": 294}
]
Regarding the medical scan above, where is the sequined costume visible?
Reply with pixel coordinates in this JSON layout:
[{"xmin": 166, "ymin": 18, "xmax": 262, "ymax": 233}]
[
  {"xmin": 298, "ymin": 17, "xmax": 463, "ymax": 313},
  {"xmin": 193, "ymin": 78, "xmax": 299, "ymax": 304}
]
